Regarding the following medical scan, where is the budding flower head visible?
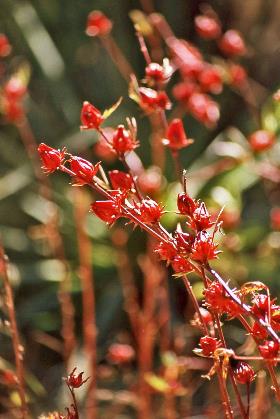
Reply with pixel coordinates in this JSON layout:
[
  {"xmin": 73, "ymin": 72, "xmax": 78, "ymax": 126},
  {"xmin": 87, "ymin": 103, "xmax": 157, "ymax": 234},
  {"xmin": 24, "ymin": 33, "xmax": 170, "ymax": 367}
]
[
  {"xmin": 219, "ymin": 30, "xmax": 246, "ymax": 56},
  {"xmin": 198, "ymin": 65, "xmax": 223, "ymax": 95},
  {"xmin": 38, "ymin": 143, "xmax": 66, "ymax": 174},
  {"xmin": 86, "ymin": 10, "xmax": 112, "ymax": 37},
  {"xmin": 111, "ymin": 125, "xmax": 138, "ymax": 156},
  {"xmin": 138, "ymin": 198, "xmax": 164, "ymax": 224},
  {"xmin": 171, "ymin": 255, "xmax": 193, "ymax": 274},
  {"xmin": 248, "ymin": 130, "xmax": 275, "ymax": 153},
  {"xmin": 70, "ymin": 156, "xmax": 100, "ymax": 186},
  {"xmin": 177, "ymin": 192, "xmax": 197, "ymax": 216},
  {"xmin": 199, "ymin": 336, "xmax": 220, "ymax": 356},
  {"xmin": 66, "ymin": 367, "xmax": 89, "ymax": 388},
  {"xmin": 145, "ymin": 60, "xmax": 173, "ymax": 85},
  {"xmin": 194, "ymin": 15, "xmax": 221, "ymax": 40},
  {"xmin": 233, "ymin": 362, "xmax": 255, "ymax": 384},
  {"xmin": 80, "ymin": 101, "xmax": 104, "ymax": 130},
  {"xmin": 259, "ymin": 340, "xmax": 279, "ymax": 359},
  {"xmin": 188, "ymin": 92, "xmax": 220, "ymax": 127},
  {"xmin": 109, "ymin": 170, "xmax": 133, "ymax": 191},
  {"xmin": 163, "ymin": 119, "xmax": 193, "ymax": 150},
  {"xmin": 138, "ymin": 87, "xmax": 171, "ymax": 112},
  {"xmin": 91, "ymin": 193, "xmax": 125, "ymax": 225},
  {"xmin": 0, "ymin": 33, "xmax": 12, "ymax": 57},
  {"xmin": 154, "ymin": 241, "xmax": 177, "ymax": 263}
]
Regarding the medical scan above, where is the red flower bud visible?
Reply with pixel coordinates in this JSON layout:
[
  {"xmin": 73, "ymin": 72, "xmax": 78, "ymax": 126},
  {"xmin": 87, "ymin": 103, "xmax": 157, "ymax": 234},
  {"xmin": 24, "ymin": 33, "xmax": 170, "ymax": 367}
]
[
  {"xmin": 111, "ymin": 125, "xmax": 138, "ymax": 155},
  {"xmin": 139, "ymin": 87, "xmax": 171, "ymax": 112},
  {"xmin": 177, "ymin": 192, "xmax": 197, "ymax": 215},
  {"xmin": 191, "ymin": 231, "xmax": 219, "ymax": 263},
  {"xmin": 219, "ymin": 30, "xmax": 246, "ymax": 56},
  {"xmin": 66, "ymin": 368, "xmax": 89, "ymax": 388},
  {"xmin": 145, "ymin": 62, "xmax": 165, "ymax": 83},
  {"xmin": 138, "ymin": 198, "xmax": 164, "ymax": 224},
  {"xmin": 38, "ymin": 143, "xmax": 66, "ymax": 174},
  {"xmin": 228, "ymin": 64, "xmax": 247, "ymax": 87},
  {"xmin": 86, "ymin": 10, "xmax": 112, "ymax": 37},
  {"xmin": 251, "ymin": 322, "xmax": 268, "ymax": 340},
  {"xmin": 107, "ymin": 343, "xmax": 135, "ymax": 364},
  {"xmin": 198, "ymin": 65, "xmax": 223, "ymax": 94},
  {"xmin": 188, "ymin": 93, "xmax": 220, "ymax": 127},
  {"xmin": 171, "ymin": 256, "xmax": 193, "ymax": 274},
  {"xmin": 259, "ymin": 340, "xmax": 279, "ymax": 359},
  {"xmin": 80, "ymin": 101, "xmax": 104, "ymax": 130},
  {"xmin": 109, "ymin": 170, "xmax": 133, "ymax": 191},
  {"xmin": 70, "ymin": 156, "xmax": 100, "ymax": 185},
  {"xmin": 91, "ymin": 200, "xmax": 122, "ymax": 225},
  {"xmin": 251, "ymin": 294, "xmax": 269, "ymax": 318},
  {"xmin": 154, "ymin": 241, "xmax": 177, "ymax": 262},
  {"xmin": 194, "ymin": 15, "xmax": 221, "ymax": 40},
  {"xmin": 190, "ymin": 203, "xmax": 214, "ymax": 231},
  {"xmin": 172, "ymin": 81, "xmax": 197, "ymax": 104},
  {"xmin": 199, "ymin": 336, "xmax": 219, "ymax": 356},
  {"xmin": 248, "ymin": 130, "xmax": 275, "ymax": 153},
  {"xmin": 2, "ymin": 99, "xmax": 25, "ymax": 123},
  {"xmin": 163, "ymin": 119, "xmax": 193, "ymax": 150},
  {"xmin": 0, "ymin": 34, "xmax": 12, "ymax": 57},
  {"xmin": 4, "ymin": 77, "xmax": 27, "ymax": 100},
  {"xmin": 233, "ymin": 362, "xmax": 255, "ymax": 384}
]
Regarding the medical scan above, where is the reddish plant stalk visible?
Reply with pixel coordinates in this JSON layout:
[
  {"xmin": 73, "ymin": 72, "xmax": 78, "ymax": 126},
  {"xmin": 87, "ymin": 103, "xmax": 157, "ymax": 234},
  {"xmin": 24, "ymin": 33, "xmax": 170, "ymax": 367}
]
[
  {"xmin": 0, "ymin": 243, "xmax": 28, "ymax": 418},
  {"xmin": 72, "ymin": 188, "xmax": 97, "ymax": 418}
]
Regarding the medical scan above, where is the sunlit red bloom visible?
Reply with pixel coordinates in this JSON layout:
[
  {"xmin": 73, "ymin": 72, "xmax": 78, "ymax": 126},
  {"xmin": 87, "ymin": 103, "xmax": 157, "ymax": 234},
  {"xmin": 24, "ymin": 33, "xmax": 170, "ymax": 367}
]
[
  {"xmin": 191, "ymin": 231, "xmax": 219, "ymax": 263},
  {"xmin": 2, "ymin": 99, "xmax": 25, "ymax": 123},
  {"xmin": 174, "ymin": 231, "xmax": 194, "ymax": 254},
  {"xmin": 154, "ymin": 241, "xmax": 177, "ymax": 262},
  {"xmin": 233, "ymin": 362, "xmax": 255, "ymax": 384},
  {"xmin": 70, "ymin": 156, "xmax": 100, "ymax": 185},
  {"xmin": 270, "ymin": 208, "xmax": 280, "ymax": 230},
  {"xmin": 107, "ymin": 343, "xmax": 135, "ymax": 364},
  {"xmin": 251, "ymin": 322, "xmax": 268, "ymax": 340},
  {"xmin": 145, "ymin": 62, "xmax": 166, "ymax": 83},
  {"xmin": 259, "ymin": 340, "xmax": 279, "ymax": 359},
  {"xmin": 219, "ymin": 30, "xmax": 246, "ymax": 56},
  {"xmin": 198, "ymin": 65, "xmax": 223, "ymax": 94},
  {"xmin": 171, "ymin": 255, "xmax": 193, "ymax": 273},
  {"xmin": 91, "ymin": 199, "xmax": 122, "ymax": 225},
  {"xmin": 3, "ymin": 78, "xmax": 27, "ymax": 100},
  {"xmin": 248, "ymin": 130, "xmax": 275, "ymax": 153},
  {"xmin": 0, "ymin": 34, "xmax": 12, "ymax": 57},
  {"xmin": 194, "ymin": 15, "xmax": 221, "ymax": 40},
  {"xmin": 80, "ymin": 101, "xmax": 104, "ymax": 130},
  {"xmin": 251, "ymin": 294, "xmax": 269, "ymax": 318},
  {"xmin": 109, "ymin": 170, "xmax": 133, "ymax": 191},
  {"xmin": 111, "ymin": 125, "xmax": 138, "ymax": 155},
  {"xmin": 163, "ymin": 119, "xmax": 193, "ymax": 150},
  {"xmin": 172, "ymin": 82, "xmax": 197, "ymax": 105},
  {"xmin": 138, "ymin": 198, "xmax": 164, "ymax": 224},
  {"xmin": 177, "ymin": 193, "xmax": 198, "ymax": 216},
  {"xmin": 38, "ymin": 143, "xmax": 66, "ymax": 174},
  {"xmin": 199, "ymin": 336, "xmax": 220, "ymax": 356},
  {"xmin": 188, "ymin": 92, "xmax": 220, "ymax": 126},
  {"xmin": 228, "ymin": 64, "xmax": 247, "ymax": 87},
  {"xmin": 204, "ymin": 281, "xmax": 225, "ymax": 313},
  {"xmin": 190, "ymin": 203, "xmax": 214, "ymax": 231},
  {"xmin": 66, "ymin": 368, "xmax": 89, "ymax": 388},
  {"xmin": 86, "ymin": 10, "xmax": 112, "ymax": 37},
  {"xmin": 139, "ymin": 87, "xmax": 171, "ymax": 112}
]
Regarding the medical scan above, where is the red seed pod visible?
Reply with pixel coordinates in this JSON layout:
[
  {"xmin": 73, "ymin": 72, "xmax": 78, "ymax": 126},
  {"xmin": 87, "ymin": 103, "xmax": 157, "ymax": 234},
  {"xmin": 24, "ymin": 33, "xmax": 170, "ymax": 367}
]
[
  {"xmin": 38, "ymin": 143, "xmax": 66, "ymax": 174},
  {"xmin": 163, "ymin": 119, "xmax": 193, "ymax": 150},
  {"xmin": 80, "ymin": 101, "xmax": 104, "ymax": 130},
  {"xmin": 270, "ymin": 208, "xmax": 280, "ymax": 230},
  {"xmin": 109, "ymin": 170, "xmax": 133, "ymax": 191},
  {"xmin": 91, "ymin": 200, "xmax": 122, "ymax": 225},
  {"xmin": 251, "ymin": 294, "xmax": 269, "ymax": 318},
  {"xmin": 139, "ymin": 87, "xmax": 171, "ymax": 112},
  {"xmin": 171, "ymin": 256, "xmax": 193, "ymax": 273},
  {"xmin": 251, "ymin": 322, "xmax": 268, "ymax": 340},
  {"xmin": 190, "ymin": 202, "xmax": 214, "ymax": 231},
  {"xmin": 194, "ymin": 15, "xmax": 221, "ymax": 40},
  {"xmin": 259, "ymin": 340, "xmax": 279, "ymax": 359},
  {"xmin": 199, "ymin": 336, "xmax": 219, "ymax": 356},
  {"xmin": 204, "ymin": 281, "xmax": 225, "ymax": 313},
  {"xmin": 107, "ymin": 343, "xmax": 135, "ymax": 364},
  {"xmin": 154, "ymin": 241, "xmax": 177, "ymax": 262},
  {"xmin": 86, "ymin": 10, "xmax": 113, "ymax": 37},
  {"xmin": 70, "ymin": 156, "xmax": 100, "ymax": 185},
  {"xmin": 0, "ymin": 33, "xmax": 12, "ymax": 57},
  {"xmin": 248, "ymin": 130, "xmax": 275, "ymax": 153},
  {"xmin": 228, "ymin": 64, "xmax": 247, "ymax": 88},
  {"xmin": 191, "ymin": 231, "xmax": 219, "ymax": 263},
  {"xmin": 188, "ymin": 92, "xmax": 220, "ymax": 126},
  {"xmin": 111, "ymin": 125, "xmax": 138, "ymax": 155},
  {"xmin": 66, "ymin": 368, "xmax": 89, "ymax": 388},
  {"xmin": 3, "ymin": 77, "xmax": 27, "ymax": 101},
  {"xmin": 172, "ymin": 81, "xmax": 197, "ymax": 105},
  {"xmin": 219, "ymin": 30, "xmax": 246, "ymax": 56},
  {"xmin": 138, "ymin": 198, "xmax": 164, "ymax": 224},
  {"xmin": 174, "ymin": 231, "xmax": 194, "ymax": 254},
  {"xmin": 198, "ymin": 65, "xmax": 223, "ymax": 94},
  {"xmin": 233, "ymin": 362, "xmax": 255, "ymax": 384},
  {"xmin": 177, "ymin": 192, "xmax": 198, "ymax": 216}
]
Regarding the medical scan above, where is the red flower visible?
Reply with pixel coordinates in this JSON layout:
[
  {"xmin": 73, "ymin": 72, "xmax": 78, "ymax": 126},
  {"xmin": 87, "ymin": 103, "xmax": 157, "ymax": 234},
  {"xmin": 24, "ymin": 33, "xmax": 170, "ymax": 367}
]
[
  {"xmin": 198, "ymin": 65, "xmax": 223, "ymax": 94},
  {"xmin": 86, "ymin": 11, "xmax": 112, "ymax": 37},
  {"xmin": 188, "ymin": 93, "xmax": 220, "ymax": 127},
  {"xmin": 107, "ymin": 343, "xmax": 135, "ymax": 364},
  {"xmin": 204, "ymin": 281, "xmax": 225, "ymax": 313},
  {"xmin": 199, "ymin": 336, "xmax": 219, "ymax": 356},
  {"xmin": 3, "ymin": 77, "xmax": 27, "ymax": 100},
  {"xmin": 233, "ymin": 362, "xmax": 255, "ymax": 384},
  {"xmin": 219, "ymin": 30, "xmax": 246, "ymax": 56},
  {"xmin": 228, "ymin": 64, "xmax": 247, "ymax": 88},
  {"xmin": 248, "ymin": 130, "xmax": 275, "ymax": 153},
  {"xmin": 191, "ymin": 231, "xmax": 219, "ymax": 263},
  {"xmin": 91, "ymin": 200, "xmax": 122, "ymax": 225},
  {"xmin": 0, "ymin": 34, "xmax": 12, "ymax": 57},
  {"xmin": 190, "ymin": 203, "xmax": 214, "ymax": 231},
  {"xmin": 259, "ymin": 340, "xmax": 279, "ymax": 359},
  {"xmin": 174, "ymin": 231, "xmax": 194, "ymax": 254},
  {"xmin": 2, "ymin": 99, "xmax": 25, "ymax": 123},
  {"xmin": 177, "ymin": 192, "xmax": 198, "ymax": 216},
  {"xmin": 194, "ymin": 15, "xmax": 221, "ymax": 40},
  {"xmin": 251, "ymin": 322, "xmax": 268, "ymax": 340},
  {"xmin": 109, "ymin": 170, "xmax": 133, "ymax": 191},
  {"xmin": 171, "ymin": 256, "xmax": 193, "ymax": 274},
  {"xmin": 66, "ymin": 368, "xmax": 89, "ymax": 388},
  {"xmin": 168, "ymin": 39, "xmax": 203, "ymax": 78},
  {"xmin": 172, "ymin": 82, "xmax": 197, "ymax": 105},
  {"xmin": 145, "ymin": 62, "xmax": 166, "ymax": 83},
  {"xmin": 251, "ymin": 294, "xmax": 269, "ymax": 318},
  {"xmin": 163, "ymin": 119, "xmax": 193, "ymax": 150},
  {"xmin": 38, "ymin": 143, "xmax": 66, "ymax": 174},
  {"xmin": 80, "ymin": 101, "xmax": 104, "ymax": 130},
  {"xmin": 111, "ymin": 125, "xmax": 138, "ymax": 155},
  {"xmin": 70, "ymin": 156, "xmax": 100, "ymax": 185},
  {"xmin": 139, "ymin": 87, "xmax": 171, "ymax": 112},
  {"xmin": 154, "ymin": 241, "xmax": 177, "ymax": 263},
  {"xmin": 138, "ymin": 198, "xmax": 164, "ymax": 224}
]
